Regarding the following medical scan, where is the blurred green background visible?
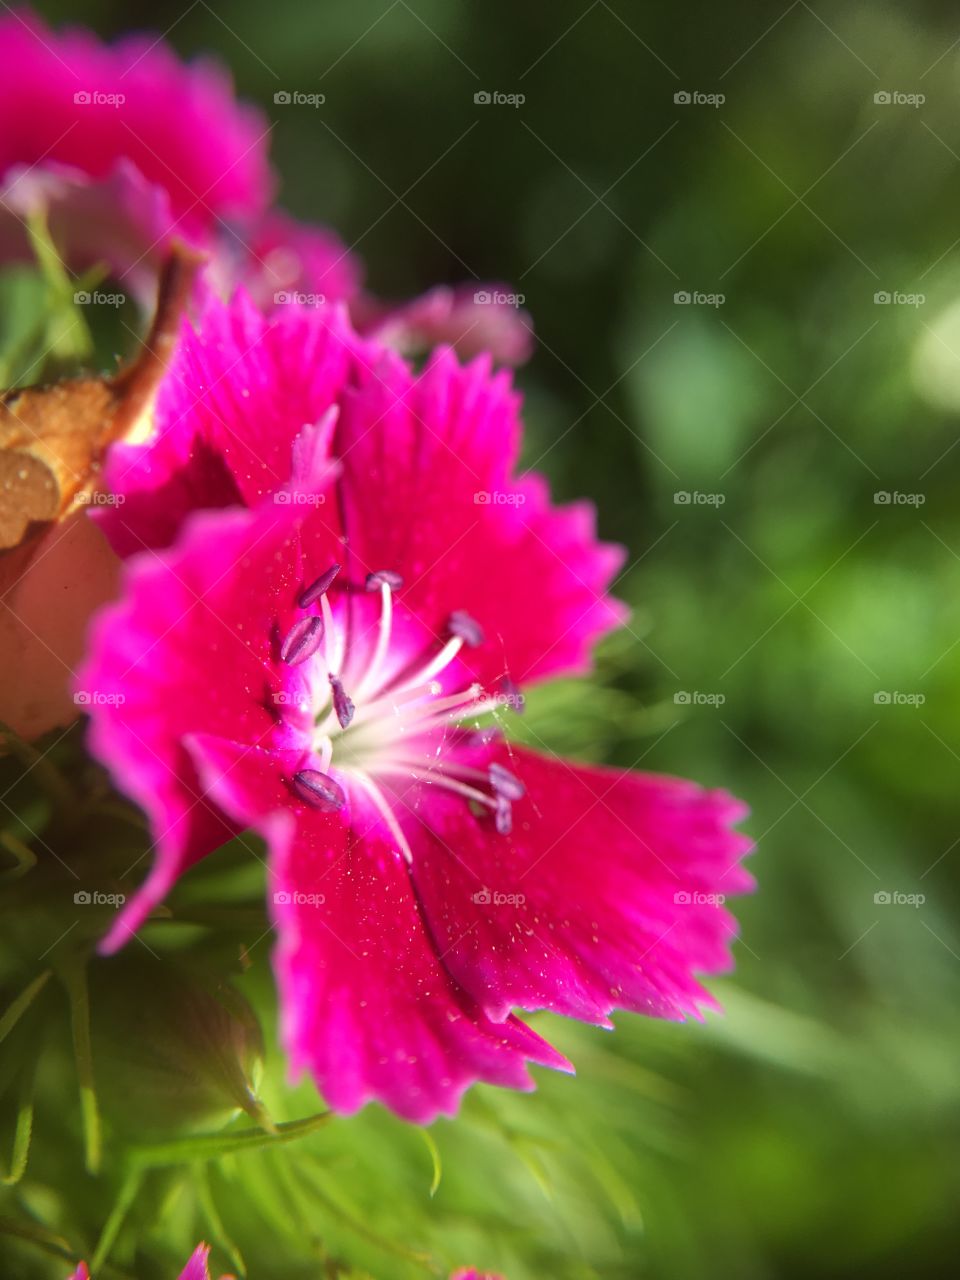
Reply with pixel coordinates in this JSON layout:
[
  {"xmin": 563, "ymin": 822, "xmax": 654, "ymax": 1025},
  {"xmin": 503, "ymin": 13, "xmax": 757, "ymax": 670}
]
[{"xmin": 5, "ymin": 1, "xmax": 960, "ymax": 1276}]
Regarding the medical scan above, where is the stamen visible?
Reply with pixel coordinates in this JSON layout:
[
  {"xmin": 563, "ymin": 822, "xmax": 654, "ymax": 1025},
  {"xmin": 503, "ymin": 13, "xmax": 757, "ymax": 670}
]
[
  {"xmin": 350, "ymin": 773, "xmax": 414, "ymax": 864},
  {"xmin": 494, "ymin": 795, "xmax": 513, "ymax": 835},
  {"xmin": 366, "ymin": 569, "xmax": 403, "ymax": 592},
  {"xmin": 298, "ymin": 563, "xmax": 340, "ymax": 608},
  {"xmin": 500, "ymin": 675, "xmax": 525, "ymax": 715},
  {"xmin": 374, "ymin": 761, "xmax": 496, "ymax": 809},
  {"xmin": 447, "ymin": 610, "xmax": 485, "ymax": 647},
  {"xmin": 280, "ymin": 615, "xmax": 324, "ymax": 666},
  {"xmin": 489, "ymin": 761, "xmax": 525, "ymax": 801},
  {"xmin": 329, "ymin": 674, "xmax": 355, "ymax": 729},
  {"xmin": 292, "ymin": 769, "xmax": 346, "ymax": 811},
  {"xmin": 390, "ymin": 635, "xmax": 464, "ymax": 694},
  {"xmin": 352, "ymin": 578, "xmax": 394, "ymax": 702}
]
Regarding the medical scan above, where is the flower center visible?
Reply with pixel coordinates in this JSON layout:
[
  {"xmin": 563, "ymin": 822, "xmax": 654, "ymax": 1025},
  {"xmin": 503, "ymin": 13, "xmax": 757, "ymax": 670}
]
[{"xmin": 274, "ymin": 565, "xmax": 522, "ymax": 858}]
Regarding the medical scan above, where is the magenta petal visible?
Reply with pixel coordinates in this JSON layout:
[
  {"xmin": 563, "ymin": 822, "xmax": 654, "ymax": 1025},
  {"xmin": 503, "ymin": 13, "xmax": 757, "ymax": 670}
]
[
  {"xmin": 362, "ymin": 282, "xmax": 534, "ymax": 365},
  {"xmin": 405, "ymin": 745, "xmax": 754, "ymax": 1025},
  {"xmin": 77, "ymin": 500, "xmax": 342, "ymax": 951},
  {"xmin": 0, "ymin": 12, "xmax": 272, "ymax": 236},
  {"xmin": 186, "ymin": 733, "xmax": 572, "ymax": 1123},
  {"xmin": 336, "ymin": 345, "xmax": 627, "ymax": 687},
  {"xmin": 66, "ymin": 1266, "xmax": 90, "ymax": 1280},
  {"xmin": 97, "ymin": 290, "xmax": 351, "ymax": 555},
  {"xmin": 225, "ymin": 208, "xmax": 363, "ymax": 308},
  {"xmin": 177, "ymin": 1244, "xmax": 213, "ymax": 1280}
]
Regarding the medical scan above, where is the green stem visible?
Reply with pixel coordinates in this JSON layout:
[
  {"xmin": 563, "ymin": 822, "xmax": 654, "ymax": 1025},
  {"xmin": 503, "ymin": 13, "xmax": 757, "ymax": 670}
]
[
  {"xmin": 0, "ymin": 970, "xmax": 51, "ymax": 1045},
  {"xmin": 58, "ymin": 960, "xmax": 101, "ymax": 1174}
]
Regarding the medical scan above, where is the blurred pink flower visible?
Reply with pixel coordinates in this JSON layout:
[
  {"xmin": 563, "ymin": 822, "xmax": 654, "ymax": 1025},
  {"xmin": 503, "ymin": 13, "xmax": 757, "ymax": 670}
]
[
  {"xmin": 0, "ymin": 9, "xmax": 531, "ymax": 361},
  {"xmin": 0, "ymin": 8, "xmax": 271, "ymax": 291},
  {"xmin": 77, "ymin": 295, "xmax": 752, "ymax": 1122}
]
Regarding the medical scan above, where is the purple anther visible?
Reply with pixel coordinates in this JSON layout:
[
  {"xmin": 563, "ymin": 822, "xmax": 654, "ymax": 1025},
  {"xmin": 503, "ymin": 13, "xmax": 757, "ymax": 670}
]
[
  {"xmin": 297, "ymin": 563, "xmax": 340, "ymax": 608},
  {"xmin": 447, "ymin": 609, "xmax": 485, "ymax": 647},
  {"xmin": 280, "ymin": 615, "xmax": 324, "ymax": 666},
  {"xmin": 451, "ymin": 726, "xmax": 503, "ymax": 749},
  {"xmin": 365, "ymin": 569, "xmax": 404, "ymax": 592},
  {"xmin": 494, "ymin": 795, "xmax": 513, "ymax": 836},
  {"xmin": 292, "ymin": 769, "xmax": 346, "ymax": 812},
  {"xmin": 329, "ymin": 674, "xmax": 355, "ymax": 729},
  {"xmin": 499, "ymin": 675, "xmax": 525, "ymax": 715},
  {"xmin": 489, "ymin": 761, "xmax": 525, "ymax": 801}
]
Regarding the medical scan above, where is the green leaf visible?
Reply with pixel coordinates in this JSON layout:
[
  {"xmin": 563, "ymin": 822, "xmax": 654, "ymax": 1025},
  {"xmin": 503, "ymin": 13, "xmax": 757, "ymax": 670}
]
[
  {"xmin": 418, "ymin": 1126, "xmax": 443, "ymax": 1197},
  {"xmin": 0, "ymin": 970, "xmax": 51, "ymax": 1046},
  {"xmin": 58, "ymin": 959, "xmax": 101, "ymax": 1174},
  {"xmin": 130, "ymin": 1109, "xmax": 332, "ymax": 1168}
]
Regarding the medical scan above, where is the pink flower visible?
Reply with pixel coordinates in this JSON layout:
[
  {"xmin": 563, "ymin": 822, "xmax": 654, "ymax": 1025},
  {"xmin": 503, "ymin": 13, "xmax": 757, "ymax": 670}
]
[
  {"xmin": 0, "ymin": 10, "xmax": 530, "ymax": 362},
  {"xmin": 357, "ymin": 282, "xmax": 533, "ymax": 366},
  {"xmin": 449, "ymin": 1271, "xmax": 506, "ymax": 1280},
  {"xmin": 68, "ymin": 1242, "xmax": 227, "ymax": 1280},
  {"xmin": 0, "ymin": 8, "xmax": 271, "ymax": 289},
  {"xmin": 77, "ymin": 295, "xmax": 752, "ymax": 1122}
]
